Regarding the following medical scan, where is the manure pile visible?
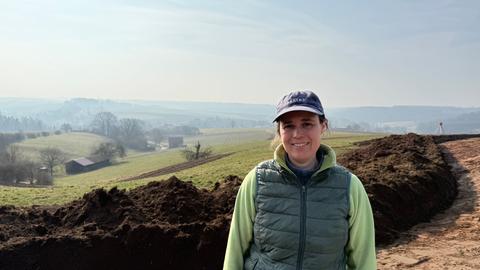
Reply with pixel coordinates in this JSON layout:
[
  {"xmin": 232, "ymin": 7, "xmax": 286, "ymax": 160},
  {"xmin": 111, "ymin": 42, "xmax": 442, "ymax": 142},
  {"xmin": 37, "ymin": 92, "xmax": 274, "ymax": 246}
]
[
  {"xmin": 338, "ymin": 133, "xmax": 457, "ymax": 245},
  {"xmin": 0, "ymin": 176, "xmax": 242, "ymax": 270},
  {"xmin": 0, "ymin": 133, "xmax": 460, "ymax": 269}
]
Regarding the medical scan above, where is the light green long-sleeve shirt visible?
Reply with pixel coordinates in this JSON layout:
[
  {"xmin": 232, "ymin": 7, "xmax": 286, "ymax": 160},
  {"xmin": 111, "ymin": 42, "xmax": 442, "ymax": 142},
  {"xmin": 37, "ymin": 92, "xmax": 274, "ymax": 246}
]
[{"xmin": 223, "ymin": 144, "xmax": 377, "ymax": 270}]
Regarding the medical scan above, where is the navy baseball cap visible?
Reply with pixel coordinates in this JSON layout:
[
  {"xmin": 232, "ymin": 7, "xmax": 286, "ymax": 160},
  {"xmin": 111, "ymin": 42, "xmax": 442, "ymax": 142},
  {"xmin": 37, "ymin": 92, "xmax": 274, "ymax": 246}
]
[{"xmin": 273, "ymin": 90, "xmax": 324, "ymax": 122}]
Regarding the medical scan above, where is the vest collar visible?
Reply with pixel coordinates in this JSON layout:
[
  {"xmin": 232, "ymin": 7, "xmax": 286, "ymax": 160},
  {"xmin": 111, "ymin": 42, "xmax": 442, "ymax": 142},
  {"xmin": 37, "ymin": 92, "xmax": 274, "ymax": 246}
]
[{"xmin": 274, "ymin": 144, "xmax": 337, "ymax": 177}]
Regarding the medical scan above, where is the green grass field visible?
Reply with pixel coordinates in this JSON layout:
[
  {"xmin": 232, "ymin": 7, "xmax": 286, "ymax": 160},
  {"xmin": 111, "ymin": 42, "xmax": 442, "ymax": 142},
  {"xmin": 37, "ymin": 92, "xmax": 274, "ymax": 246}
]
[
  {"xmin": 184, "ymin": 128, "xmax": 274, "ymax": 146},
  {"xmin": 14, "ymin": 132, "xmax": 112, "ymax": 161},
  {"xmin": 0, "ymin": 129, "xmax": 384, "ymax": 206}
]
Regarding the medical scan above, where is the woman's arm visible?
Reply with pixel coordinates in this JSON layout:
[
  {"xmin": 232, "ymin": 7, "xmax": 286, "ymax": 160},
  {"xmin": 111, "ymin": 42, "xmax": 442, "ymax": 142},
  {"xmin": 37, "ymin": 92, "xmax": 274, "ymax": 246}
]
[
  {"xmin": 223, "ymin": 168, "xmax": 257, "ymax": 270},
  {"xmin": 346, "ymin": 174, "xmax": 377, "ymax": 269}
]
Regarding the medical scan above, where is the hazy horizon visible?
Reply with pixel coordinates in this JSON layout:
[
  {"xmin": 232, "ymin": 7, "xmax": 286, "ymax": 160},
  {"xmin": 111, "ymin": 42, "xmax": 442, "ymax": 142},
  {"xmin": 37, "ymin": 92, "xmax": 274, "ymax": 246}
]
[
  {"xmin": 1, "ymin": 1, "xmax": 479, "ymax": 107},
  {"xmin": 1, "ymin": 96, "xmax": 480, "ymax": 110}
]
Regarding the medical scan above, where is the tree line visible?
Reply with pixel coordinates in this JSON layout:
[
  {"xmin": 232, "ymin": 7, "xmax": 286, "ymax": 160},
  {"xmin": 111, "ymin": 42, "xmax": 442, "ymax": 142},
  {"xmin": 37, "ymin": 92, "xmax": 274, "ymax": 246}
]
[
  {"xmin": 0, "ymin": 111, "xmax": 204, "ymax": 185},
  {"xmin": 89, "ymin": 112, "xmax": 200, "ymax": 150},
  {"xmin": 89, "ymin": 112, "xmax": 152, "ymax": 151},
  {"xmin": 0, "ymin": 131, "xmax": 60, "ymax": 152},
  {"xmin": 0, "ymin": 113, "xmax": 46, "ymax": 132},
  {"xmin": 0, "ymin": 141, "xmax": 126, "ymax": 186},
  {"xmin": 0, "ymin": 145, "xmax": 52, "ymax": 185}
]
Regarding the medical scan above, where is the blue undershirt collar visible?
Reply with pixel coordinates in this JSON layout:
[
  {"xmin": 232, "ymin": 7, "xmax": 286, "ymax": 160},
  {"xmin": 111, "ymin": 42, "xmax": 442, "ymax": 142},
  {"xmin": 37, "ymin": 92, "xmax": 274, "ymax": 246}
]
[{"xmin": 285, "ymin": 151, "xmax": 324, "ymax": 185}]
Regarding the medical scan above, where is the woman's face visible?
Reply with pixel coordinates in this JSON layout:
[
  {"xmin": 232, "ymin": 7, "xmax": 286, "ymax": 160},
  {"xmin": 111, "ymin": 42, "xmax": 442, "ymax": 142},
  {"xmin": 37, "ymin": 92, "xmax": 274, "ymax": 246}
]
[{"xmin": 279, "ymin": 111, "xmax": 326, "ymax": 168}]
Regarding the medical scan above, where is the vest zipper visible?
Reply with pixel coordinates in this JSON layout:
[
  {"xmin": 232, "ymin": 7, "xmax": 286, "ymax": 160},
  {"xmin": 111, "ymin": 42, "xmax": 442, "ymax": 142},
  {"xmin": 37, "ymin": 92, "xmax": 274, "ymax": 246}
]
[{"xmin": 296, "ymin": 184, "xmax": 307, "ymax": 270}]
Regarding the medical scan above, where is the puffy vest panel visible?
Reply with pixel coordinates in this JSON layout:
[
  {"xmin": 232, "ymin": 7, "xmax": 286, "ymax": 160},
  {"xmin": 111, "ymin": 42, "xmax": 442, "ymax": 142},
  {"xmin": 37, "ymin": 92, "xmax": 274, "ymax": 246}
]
[{"xmin": 244, "ymin": 160, "xmax": 351, "ymax": 270}]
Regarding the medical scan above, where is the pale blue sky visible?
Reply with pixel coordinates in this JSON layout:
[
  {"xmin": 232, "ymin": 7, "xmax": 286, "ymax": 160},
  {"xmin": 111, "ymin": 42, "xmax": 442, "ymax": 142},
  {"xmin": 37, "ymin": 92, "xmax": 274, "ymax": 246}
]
[{"xmin": 0, "ymin": 0, "xmax": 479, "ymax": 107}]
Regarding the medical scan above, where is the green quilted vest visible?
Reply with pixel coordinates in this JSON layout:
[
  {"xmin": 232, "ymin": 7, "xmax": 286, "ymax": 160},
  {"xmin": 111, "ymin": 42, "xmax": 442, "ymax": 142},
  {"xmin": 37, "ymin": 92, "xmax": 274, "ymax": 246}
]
[{"xmin": 244, "ymin": 160, "xmax": 351, "ymax": 270}]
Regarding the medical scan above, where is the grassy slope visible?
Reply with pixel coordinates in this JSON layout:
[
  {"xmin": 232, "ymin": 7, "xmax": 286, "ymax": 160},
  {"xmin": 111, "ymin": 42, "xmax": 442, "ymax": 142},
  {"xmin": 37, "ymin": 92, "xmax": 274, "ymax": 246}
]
[
  {"xmin": 0, "ymin": 129, "xmax": 384, "ymax": 206},
  {"xmin": 184, "ymin": 128, "xmax": 274, "ymax": 146},
  {"xmin": 14, "ymin": 132, "xmax": 112, "ymax": 161}
]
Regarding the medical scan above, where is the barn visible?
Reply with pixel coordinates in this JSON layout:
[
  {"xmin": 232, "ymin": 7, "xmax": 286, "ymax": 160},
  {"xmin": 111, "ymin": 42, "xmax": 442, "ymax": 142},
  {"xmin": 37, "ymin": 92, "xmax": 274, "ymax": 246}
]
[
  {"xmin": 65, "ymin": 156, "xmax": 111, "ymax": 175},
  {"xmin": 168, "ymin": 136, "xmax": 184, "ymax": 148}
]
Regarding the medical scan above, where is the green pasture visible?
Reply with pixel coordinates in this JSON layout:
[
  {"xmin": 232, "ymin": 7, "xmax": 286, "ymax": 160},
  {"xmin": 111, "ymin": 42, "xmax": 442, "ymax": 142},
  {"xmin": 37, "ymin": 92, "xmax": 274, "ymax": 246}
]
[
  {"xmin": 185, "ymin": 128, "xmax": 274, "ymax": 146},
  {"xmin": 14, "ymin": 132, "xmax": 111, "ymax": 161},
  {"xmin": 0, "ymin": 129, "xmax": 384, "ymax": 206}
]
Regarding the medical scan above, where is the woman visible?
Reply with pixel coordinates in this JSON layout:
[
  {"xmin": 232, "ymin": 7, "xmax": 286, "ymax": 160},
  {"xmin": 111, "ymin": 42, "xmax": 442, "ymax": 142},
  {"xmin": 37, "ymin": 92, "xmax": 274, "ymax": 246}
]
[{"xmin": 223, "ymin": 90, "xmax": 376, "ymax": 270}]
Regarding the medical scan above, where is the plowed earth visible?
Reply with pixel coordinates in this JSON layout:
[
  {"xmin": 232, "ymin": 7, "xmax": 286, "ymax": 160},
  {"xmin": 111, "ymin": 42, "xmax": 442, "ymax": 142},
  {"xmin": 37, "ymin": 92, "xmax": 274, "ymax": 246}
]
[
  {"xmin": 0, "ymin": 133, "xmax": 477, "ymax": 270},
  {"xmin": 119, "ymin": 153, "xmax": 233, "ymax": 182},
  {"xmin": 377, "ymin": 137, "xmax": 480, "ymax": 269},
  {"xmin": 0, "ymin": 176, "xmax": 242, "ymax": 270},
  {"xmin": 338, "ymin": 133, "xmax": 457, "ymax": 245}
]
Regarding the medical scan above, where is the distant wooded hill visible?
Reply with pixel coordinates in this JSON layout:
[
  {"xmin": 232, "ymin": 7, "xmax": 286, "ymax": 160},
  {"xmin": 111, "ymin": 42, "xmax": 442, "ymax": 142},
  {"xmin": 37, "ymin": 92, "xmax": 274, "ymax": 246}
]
[
  {"xmin": 0, "ymin": 98, "xmax": 479, "ymax": 134},
  {"xmin": 0, "ymin": 113, "xmax": 46, "ymax": 132}
]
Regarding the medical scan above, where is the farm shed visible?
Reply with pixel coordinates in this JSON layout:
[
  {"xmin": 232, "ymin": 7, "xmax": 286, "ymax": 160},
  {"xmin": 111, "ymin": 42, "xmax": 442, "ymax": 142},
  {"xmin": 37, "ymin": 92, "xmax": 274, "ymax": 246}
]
[
  {"xmin": 168, "ymin": 136, "xmax": 184, "ymax": 148},
  {"xmin": 65, "ymin": 156, "xmax": 111, "ymax": 175}
]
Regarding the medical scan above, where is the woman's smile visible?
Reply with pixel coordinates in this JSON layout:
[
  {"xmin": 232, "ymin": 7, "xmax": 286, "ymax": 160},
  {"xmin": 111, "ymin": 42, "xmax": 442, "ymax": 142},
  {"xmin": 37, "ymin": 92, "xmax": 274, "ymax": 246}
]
[{"xmin": 279, "ymin": 111, "xmax": 325, "ymax": 169}]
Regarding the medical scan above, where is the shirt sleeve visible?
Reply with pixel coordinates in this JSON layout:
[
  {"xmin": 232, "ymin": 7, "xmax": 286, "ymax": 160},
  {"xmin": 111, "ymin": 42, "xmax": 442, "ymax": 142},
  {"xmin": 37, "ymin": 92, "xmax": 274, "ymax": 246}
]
[
  {"xmin": 346, "ymin": 174, "xmax": 377, "ymax": 270},
  {"xmin": 223, "ymin": 168, "xmax": 257, "ymax": 270}
]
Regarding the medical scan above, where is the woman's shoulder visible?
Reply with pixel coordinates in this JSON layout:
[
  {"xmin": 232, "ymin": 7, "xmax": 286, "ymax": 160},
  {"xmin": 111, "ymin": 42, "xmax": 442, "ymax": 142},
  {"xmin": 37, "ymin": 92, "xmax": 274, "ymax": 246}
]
[
  {"xmin": 328, "ymin": 164, "xmax": 352, "ymax": 176},
  {"xmin": 255, "ymin": 159, "xmax": 277, "ymax": 170}
]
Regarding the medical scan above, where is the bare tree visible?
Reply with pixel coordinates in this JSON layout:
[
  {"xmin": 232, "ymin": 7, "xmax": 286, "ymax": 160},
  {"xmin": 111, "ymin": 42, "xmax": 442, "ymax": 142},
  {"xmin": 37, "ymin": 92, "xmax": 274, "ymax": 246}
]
[
  {"xmin": 118, "ymin": 118, "xmax": 147, "ymax": 149},
  {"xmin": 149, "ymin": 128, "xmax": 164, "ymax": 145},
  {"xmin": 91, "ymin": 142, "xmax": 126, "ymax": 160},
  {"xmin": 90, "ymin": 112, "xmax": 118, "ymax": 137},
  {"xmin": 0, "ymin": 146, "xmax": 48, "ymax": 185},
  {"xmin": 118, "ymin": 118, "xmax": 144, "ymax": 138},
  {"xmin": 39, "ymin": 147, "xmax": 67, "ymax": 176},
  {"xmin": 0, "ymin": 132, "xmax": 25, "ymax": 152},
  {"xmin": 3, "ymin": 145, "xmax": 23, "ymax": 163},
  {"xmin": 60, "ymin": 123, "xmax": 73, "ymax": 133},
  {"xmin": 181, "ymin": 141, "xmax": 212, "ymax": 161},
  {"xmin": 194, "ymin": 141, "xmax": 201, "ymax": 160}
]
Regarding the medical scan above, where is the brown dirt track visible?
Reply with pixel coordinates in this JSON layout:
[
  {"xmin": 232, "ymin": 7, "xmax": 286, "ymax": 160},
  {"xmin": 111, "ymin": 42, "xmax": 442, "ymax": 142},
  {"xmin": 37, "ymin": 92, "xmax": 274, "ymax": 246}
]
[
  {"xmin": 119, "ymin": 153, "xmax": 233, "ymax": 182},
  {"xmin": 0, "ymin": 133, "xmax": 478, "ymax": 270}
]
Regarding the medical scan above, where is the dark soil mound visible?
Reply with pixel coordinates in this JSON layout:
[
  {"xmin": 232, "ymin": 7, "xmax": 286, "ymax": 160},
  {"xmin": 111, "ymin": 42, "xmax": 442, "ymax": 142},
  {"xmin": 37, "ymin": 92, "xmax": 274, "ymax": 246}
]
[
  {"xmin": 432, "ymin": 134, "xmax": 480, "ymax": 144},
  {"xmin": 0, "ymin": 176, "xmax": 242, "ymax": 270},
  {"xmin": 338, "ymin": 133, "xmax": 457, "ymax": 245}
]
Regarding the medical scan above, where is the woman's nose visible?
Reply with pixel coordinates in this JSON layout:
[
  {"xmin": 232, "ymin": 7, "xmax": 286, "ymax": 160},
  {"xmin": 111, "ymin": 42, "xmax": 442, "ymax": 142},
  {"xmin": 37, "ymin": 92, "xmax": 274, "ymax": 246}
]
[{"xmin": 292, "ymin": 127, "xmax": 302, "ymax": 137}]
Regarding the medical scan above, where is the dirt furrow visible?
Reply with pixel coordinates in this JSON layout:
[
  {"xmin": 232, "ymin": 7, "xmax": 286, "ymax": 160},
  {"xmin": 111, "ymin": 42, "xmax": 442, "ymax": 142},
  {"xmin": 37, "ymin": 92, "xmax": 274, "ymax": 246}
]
[
  {"xmin": 377, "ymin": 138, "xmax": 480, "ymax": 269},
  {"xmin": 119, "ymin": 153, "xmax": 233, "ymax": 182}
]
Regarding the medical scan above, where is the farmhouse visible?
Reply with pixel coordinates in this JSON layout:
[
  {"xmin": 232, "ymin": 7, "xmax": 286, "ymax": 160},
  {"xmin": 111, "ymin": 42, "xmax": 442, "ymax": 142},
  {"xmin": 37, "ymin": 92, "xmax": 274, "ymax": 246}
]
[
  {"xmin": 168, "ymin": 136, "xmax": 184, "ymax": 148},
  {"xmin": 65, "ymin": 156, "xmax": 111, "ymax": 174}
]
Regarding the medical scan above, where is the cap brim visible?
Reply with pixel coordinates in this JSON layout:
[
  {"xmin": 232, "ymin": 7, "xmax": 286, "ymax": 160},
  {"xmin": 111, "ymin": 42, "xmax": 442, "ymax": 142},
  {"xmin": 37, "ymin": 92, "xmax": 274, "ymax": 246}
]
[{"xmin": 273, "ymin": 105, "xmax": 324, "ymax": 122}]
